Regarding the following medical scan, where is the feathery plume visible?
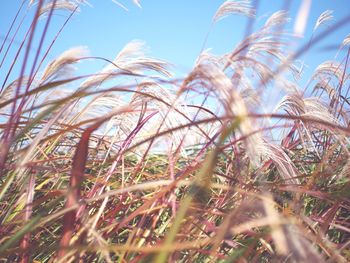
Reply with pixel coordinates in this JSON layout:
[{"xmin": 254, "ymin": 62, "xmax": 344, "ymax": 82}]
[
  {"xmin": 276, "ymin": 92, "xmax": 305, "ymax": 116},
  {"xmin": 313, "ymin": 60, "xmax": 344, "ymax": 82},
  {"xmin": 40, "ymin": 46, "xmax": 88, "ymax": 83},
  {"xmin": 303, "ymin": 97, "xmax": 338, "ymax": 125},
  {"xmin": 0, "ymin": 80, "xmax": 21, "ymax": 105},
  {"xmin": 341, "ymin": 34, "xmax": 350, "ymax": 48},
  {"xmin": 266, "ymin": 142, "xmax": 299, "ymax": 184},
  {"xmin": 264, "ymin": 10, "xmax": 290, "ymax": 29},
  {"xmin": 131, "ymin": 82, "xmax": 194, "ymax": 152},
  {"xmin": 0, "ymin": 78, "xmax": 28, "ymax": 113},
  {"xmin": 196, "ymin": 49, "xmax": 223, "ymax": 68},
  {"xmin": 188, "ymin": 62, "xmax": 265, "ymax": 165},
  {"xmin": 277, "ymin": 93, "xmax": 338, "ymax": 125},
  {"xmin": 314, "ymin": 10, "xmax": 334, "ymax": 31},
  {"xmin": 39, "ymin": 0, "xmax": 79, "ymax": 16},
  {"xmin": 81, "ymin": 40, "xmax": 171, "ymax": 88},
  {"xmin": 213, "ymin": 0, "xmax": 255, "ymax": 23},
  {"xmin": 78, "ymin": 93, "xmax": 127, "ymax": 122},
  {"xmin": 313, "ymin": 81, "xmax": 338, "ymax": 101}
]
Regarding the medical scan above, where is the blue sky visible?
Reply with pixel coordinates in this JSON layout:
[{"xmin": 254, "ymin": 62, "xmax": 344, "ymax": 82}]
[{"xmin": 0, "ymin": 0, "xmax": 349, "ymax": 88}]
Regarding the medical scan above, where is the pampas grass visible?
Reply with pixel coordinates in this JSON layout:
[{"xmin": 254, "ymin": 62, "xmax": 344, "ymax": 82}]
[{"xmin": 0, "ymin": 0, "xmax": 350, "ymax": 262}]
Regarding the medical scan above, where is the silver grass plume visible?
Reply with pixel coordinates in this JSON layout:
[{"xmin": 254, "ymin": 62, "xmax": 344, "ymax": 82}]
[
  {"xmin": 313, "ymin": 61, "xmax": 344, "ymax": 82},
  {"xmin": 276, "ymin": 92, "xmax": 339, "ymax": 125},
  {"xmin": 0, "ymin": 78, "xmax": 29, "ymax": 114},
  {"xmin": 40, "ymin": 46, "xmax": 88, "ymax": 84},
  {"xmin": 77, "ymin": 93, "xmax": 127, "ymax": 122},
  {"xmin": 131, "ymin": 82, "xmax": 196, "ymax": 155},
  {"xmin": 187, "ymin": 62, "xmax": 265, "ymax": 166},
  {"xmin": 313, "ymin": 10, "xmax": 333, "ymax": 31},
  {"xmin": 313, "ymin": 81, "xmax": 338, "ymax": 102},
  {"xmin": 262, "ymin": 141, "xmax": 300, "ymax": 184},
  {"xmin": 264, "ymin": 10, "xmax": 290, "ymax": 30},
  {"xmin": 341, "ymin": 34, "xmax": 350, "ymax": 48},
  {"xmin": 80, "ymin": 40, "xmax": 171, "ymax": 89},
  {"xmin": 213, "ymin": 0, "xmax": 255, "ymax": 23},
  {"xmin": 39, "ymin": 0, "xmax": 79, "ymax": 16}
]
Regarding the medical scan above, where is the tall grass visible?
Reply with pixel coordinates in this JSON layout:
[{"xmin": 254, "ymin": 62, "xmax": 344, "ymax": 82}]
[{"xmin": 0, "ymin": 0, "xmax": 349, "ymax": 262}]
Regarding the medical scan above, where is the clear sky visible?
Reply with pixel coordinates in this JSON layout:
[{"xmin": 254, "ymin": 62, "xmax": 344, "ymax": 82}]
[{"xmin": 0, "ymin": 0, "xmax": 349, "ymax": 89}]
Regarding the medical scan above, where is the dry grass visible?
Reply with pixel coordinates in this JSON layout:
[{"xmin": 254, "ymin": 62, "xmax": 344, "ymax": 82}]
[{"xmin": 0, "ymin": 0, "xmax": 349, "ymax": 262}]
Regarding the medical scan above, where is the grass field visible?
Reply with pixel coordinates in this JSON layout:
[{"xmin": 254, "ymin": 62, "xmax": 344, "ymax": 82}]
[{"xmin": 0, "ymin": 1, "xmax": 349, "ymax": 262}]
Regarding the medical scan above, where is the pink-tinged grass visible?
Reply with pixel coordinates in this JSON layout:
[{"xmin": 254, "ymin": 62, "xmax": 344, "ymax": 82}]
[{"xmin": 0, "ymin": 1, "xmax": 350, "ymax": 262}]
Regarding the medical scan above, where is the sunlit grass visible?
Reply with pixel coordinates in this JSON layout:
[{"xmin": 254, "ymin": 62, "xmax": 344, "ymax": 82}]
[{"xmin": 0, "ymin": 1, "xmax": 350, "ymax": 262}]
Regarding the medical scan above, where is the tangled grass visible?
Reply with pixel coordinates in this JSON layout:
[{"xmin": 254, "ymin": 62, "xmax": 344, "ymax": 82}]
[{"xmin": 0, "ymin": 1, "xmax": 349, "ymax": 262}]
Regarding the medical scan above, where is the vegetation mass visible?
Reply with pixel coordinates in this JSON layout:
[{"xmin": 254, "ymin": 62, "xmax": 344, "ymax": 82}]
[{"xmin": 0, "ymin": 0, "xmax": 349, "ymax": 262}]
